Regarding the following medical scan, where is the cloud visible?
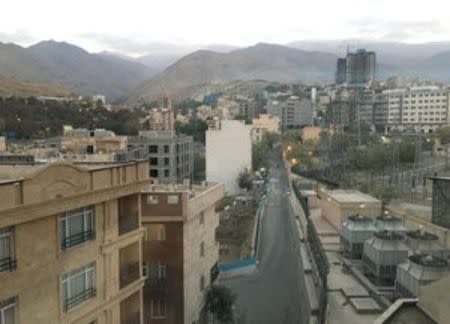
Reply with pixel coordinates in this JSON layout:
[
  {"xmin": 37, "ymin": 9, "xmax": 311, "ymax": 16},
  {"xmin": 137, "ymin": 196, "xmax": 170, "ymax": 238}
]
[
  {"xmin": 350, "ymin": 19, "xmax": 449, "ymax": 42},
  {"xmin": 0, "ymin": 29, "xmax": 37, "ymax": 45}
]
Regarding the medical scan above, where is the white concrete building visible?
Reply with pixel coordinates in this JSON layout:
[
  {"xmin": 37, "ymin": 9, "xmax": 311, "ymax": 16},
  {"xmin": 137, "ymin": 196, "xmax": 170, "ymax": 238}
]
[
  {"xmin": 381, "ymin": 86, "xmax": 450, "ymax": 133},
  {"xmin": 206, "ymin": 120, "xmax": 252, "ymax": 195}
]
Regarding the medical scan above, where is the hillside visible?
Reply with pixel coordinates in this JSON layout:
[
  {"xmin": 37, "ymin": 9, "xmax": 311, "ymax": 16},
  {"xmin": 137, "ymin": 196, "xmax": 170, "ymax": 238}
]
[
  {"xmin": 0, "ymin": 40, "xmax": 155, "ymax": 101},
  {"xmin": 0, "ymin": 74, "xmax": 72, "ymax": 97},
  {"xmin": 128, "ymin": 43, "xmax": 337, "ymax": 102}
]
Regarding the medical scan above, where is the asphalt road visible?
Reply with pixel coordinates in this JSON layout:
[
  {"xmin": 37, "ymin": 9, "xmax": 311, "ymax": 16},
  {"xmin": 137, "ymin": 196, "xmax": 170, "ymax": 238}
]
[{"xmin": 224, "ymin": 158, "xmax": 309, "ymax": 324}]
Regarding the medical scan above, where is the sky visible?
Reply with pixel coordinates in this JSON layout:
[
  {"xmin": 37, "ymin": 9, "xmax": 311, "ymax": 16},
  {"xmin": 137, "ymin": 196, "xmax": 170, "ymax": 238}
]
[{"xmin": 1, "ymin": 0, "xmax": 450, "ymax": 56}]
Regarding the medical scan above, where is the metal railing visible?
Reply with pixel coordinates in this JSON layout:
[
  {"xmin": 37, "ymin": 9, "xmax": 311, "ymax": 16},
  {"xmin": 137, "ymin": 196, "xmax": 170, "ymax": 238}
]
[
  {"xmin": 64, "ymin": 287, "xmax": 96, "ymax": 311},
  {"xmin": 61, "ymin": 230, "xmax": 95, "ymax": 250},
  {"xmin": 0, "ymin": 257, "xmax": 16, "ymax": 272}
]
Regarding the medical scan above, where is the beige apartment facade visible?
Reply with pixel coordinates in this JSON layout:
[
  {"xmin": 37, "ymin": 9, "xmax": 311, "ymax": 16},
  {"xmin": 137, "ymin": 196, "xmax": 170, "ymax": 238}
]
[
  {"xmin": 251, "ymin": 114, "xmax": 280, "ymax": 143},
  {"xmin": 0, "ymin": 161, "xmax": 149, "ymax": 324}
]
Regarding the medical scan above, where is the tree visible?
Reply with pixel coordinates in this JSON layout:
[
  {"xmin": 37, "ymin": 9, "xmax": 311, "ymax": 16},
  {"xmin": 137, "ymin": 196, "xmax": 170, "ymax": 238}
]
[
  {"xmin": 435, "ymin": 126, "xmax": 450, "ymax": 144},
  {"xmin": 206, "ymin": 285, "xmax": 236, "ymax": 324},
  {"xmin": 174, "ymin": 118, "xmax": 208, "ymax": 143},
  {"xmin": 237, "ymin": 169, "xmax": 252, "ymax": 190}
]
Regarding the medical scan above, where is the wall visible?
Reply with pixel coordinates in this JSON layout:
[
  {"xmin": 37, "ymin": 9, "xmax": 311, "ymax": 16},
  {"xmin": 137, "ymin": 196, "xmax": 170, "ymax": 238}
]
[
  {"xmin": 206, "ymin": 120, "xmax": 252, "ymax": 195},
  {"xmin": 184, "ymin": 183, "xmax": 224, "ymax": 324}
]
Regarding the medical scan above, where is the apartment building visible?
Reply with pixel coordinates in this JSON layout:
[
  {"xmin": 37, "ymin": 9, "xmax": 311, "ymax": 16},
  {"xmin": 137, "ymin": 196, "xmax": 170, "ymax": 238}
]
[
  {"xmin": 280, "ymin": 96, "xmax": 313, "ymax": 130},
  {"xmin": 128, "ymin": 131, "xmax": 193, "ymax": 183},
  {"xmin": 0, "ymin": 160, "xmax": 149, "ymax": 324},
  {"xmin": 206, "ymin": 120, "xmax": 252, "ymax": 195},
  {"xmin": 140, "ymin": 181, "xmax": 225, "ymax": 324},
  {"xmin": 251, "ymin": 114, "xmax": 280, "ymax": 143},
  {"xmin": 382, "ymin": 86, "xmax": 450, "ymax": 133}
]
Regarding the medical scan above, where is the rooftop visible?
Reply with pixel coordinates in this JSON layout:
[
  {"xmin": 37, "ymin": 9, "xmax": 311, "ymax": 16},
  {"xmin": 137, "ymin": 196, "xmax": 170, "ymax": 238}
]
[{"xmin": 326, "ymin": 189, "xmax": 381, "ymax": 204}]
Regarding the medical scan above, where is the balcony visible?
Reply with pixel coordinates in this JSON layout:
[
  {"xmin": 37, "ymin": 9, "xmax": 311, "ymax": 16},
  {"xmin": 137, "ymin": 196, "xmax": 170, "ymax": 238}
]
[
  {"xmin": 118, "ymin": 195, "xmax": 139, "ymax": 235},
  {"xmin": 64, "ymin": 288, "xmax": 96, "ymax": 311},
  {"xmin": 0, "ymin": 257, "xmax": 16, "ymax": 272},
  {"xmin": 119, "ymin": 242, "xmax": 141, "ymax": 289},
  {"xmin": 120, "ymin": 262, "xmax": 140, "ymax": 289},
  {"xmin": 61, "ymin": 230, "xmax": 95, "ymax": 250}
]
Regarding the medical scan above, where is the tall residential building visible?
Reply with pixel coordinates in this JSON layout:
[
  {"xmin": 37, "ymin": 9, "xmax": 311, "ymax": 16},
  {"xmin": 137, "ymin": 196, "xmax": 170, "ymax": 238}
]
[
  {"xmin": 128, "ymin": 131, "xmax": 193, "ymax": 183},
  {"xmin": 206, "ymin": 120, "xmax": 252, "ymax": 195},
  {"xmin": 335, "ymin": 58, "xmax": 347, "ymax": 84},
  {"xmin": 336, "ymin": 49, "xmax": 376, "ymax": 85},
  {"xmin": 140, "ymin": 181, "xmax": 225, "ymax": 324},
  {"xmin": 346, "ymin": 49, "xmax": 376, "ymax": 85},
  {"xmin": 0, "ymin": 160, "xmax": 149, "ymax": 324}
]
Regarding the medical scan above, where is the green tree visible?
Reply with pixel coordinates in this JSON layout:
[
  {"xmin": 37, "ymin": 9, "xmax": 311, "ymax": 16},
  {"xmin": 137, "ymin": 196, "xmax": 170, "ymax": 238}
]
[
  {"xmin": 435, "ymin": 126, "xmax": 450, "ymax": 144},
  {"xmin": 237, "ymin": 169, "xmax": 252, "ymax": 190},
  {"xmin": 206, "ymin": 285, "xmax": 236, "ymax": 324},
  {"xmin": 174, "ymin": 118, "xmax": 208, "ymax": 143}
]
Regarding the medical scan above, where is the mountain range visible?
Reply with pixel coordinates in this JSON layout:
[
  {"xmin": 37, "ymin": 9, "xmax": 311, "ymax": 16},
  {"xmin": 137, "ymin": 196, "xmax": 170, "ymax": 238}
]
[
  {"xmin": 0, "ymin": 40, "xmax": 155, "ymax": 100},
  {"xmin": 2, "ymin": 39, "xmax": 450, "ymax": 102}
]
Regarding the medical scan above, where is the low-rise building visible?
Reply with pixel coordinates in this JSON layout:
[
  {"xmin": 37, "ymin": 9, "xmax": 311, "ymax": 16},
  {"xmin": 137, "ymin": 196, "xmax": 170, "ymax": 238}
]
[
  {"xmin": 140, "ymin": 181, "xmax": 225, "ymax": 324},
  {"xmin": 251, "ymin": 114, "xmax": 280, "ymax": 143},
  {"xmin": 319, "ymin": 189, "xmax": 382, "ymax": 230},
  {"xmin": 0, "ymin": 160, "xmax": 149, "ymax": 324}
]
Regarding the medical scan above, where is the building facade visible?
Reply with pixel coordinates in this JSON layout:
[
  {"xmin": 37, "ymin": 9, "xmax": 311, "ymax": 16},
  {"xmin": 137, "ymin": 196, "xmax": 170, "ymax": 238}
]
[
  {"xmin": 128, "ymin": 131, "xmax": 193, "ymax": 183},
  {"xmin": 346, "ymin": 49, "xmax": 376, "ymax": 85},
  {"xmin": 280, "ymin": 96, "xmax": 313, "ymax": 130},
  {"xmin": 206, "ymin": 120, "xmax": 252, "ymax": 195},
  {"xmin": 251, "ymin": 114, "xmax": 280, "ymax": 143},
  {"xmin": 140, "ymin": 182, "xmax": 224, "ymax": 324},
  {"xmin": 0, "ymin": 161, "xmax": 149, "ymax": 324}
]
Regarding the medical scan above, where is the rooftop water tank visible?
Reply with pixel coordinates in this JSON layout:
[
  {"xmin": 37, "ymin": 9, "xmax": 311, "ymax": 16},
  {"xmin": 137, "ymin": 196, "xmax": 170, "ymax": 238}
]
[
  {"xmin": 395, "ymin": 253, "xmax": 449, "ymax": 298},
  {"xmin": 405, "ymin": 229, "xmax": 445, "ymax": 257}
]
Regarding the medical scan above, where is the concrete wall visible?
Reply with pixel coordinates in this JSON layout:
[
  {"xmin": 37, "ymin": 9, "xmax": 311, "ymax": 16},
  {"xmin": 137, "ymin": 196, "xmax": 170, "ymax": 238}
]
[{"xmin": 206, "ymin": 120, "xmax": 252, "ymax": 195}]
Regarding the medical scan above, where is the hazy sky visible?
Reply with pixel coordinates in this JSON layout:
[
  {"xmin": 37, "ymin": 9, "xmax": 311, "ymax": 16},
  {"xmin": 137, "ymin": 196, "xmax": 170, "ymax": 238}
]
[{"xmin": 1, "ymin": 0, "xmax": 450, "ymax": 56}]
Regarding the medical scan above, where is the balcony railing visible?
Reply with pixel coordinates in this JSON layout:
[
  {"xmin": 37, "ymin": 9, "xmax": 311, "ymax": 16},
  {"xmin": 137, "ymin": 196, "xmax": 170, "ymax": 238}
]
[
  {"xmin": 118, "ymin": 214, "xmax": 139, "ymax": 235},
  {"xmin": 0, "ymin": 257, "xmax": 16, "ymax": 272},
  {"xmin": 61, "ymin": 230, "xmax": 96, "ymax": 250},
  {"xmin": 64, "ymin": 287, "xmax": 96, "ymax": 311},
  {"xmin": 147, "ymin": 277, "xmax": 167, "ymax": 288},
  {"xmin": 120, "ymin": 262, "xmax": 140, "ymax": 289}
]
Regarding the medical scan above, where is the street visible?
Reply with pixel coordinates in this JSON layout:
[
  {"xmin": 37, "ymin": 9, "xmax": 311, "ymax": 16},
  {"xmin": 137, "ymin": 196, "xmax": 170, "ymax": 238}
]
[{"xmin": 224, "ymin": 158, "xmax": 309, "ymax": 324}]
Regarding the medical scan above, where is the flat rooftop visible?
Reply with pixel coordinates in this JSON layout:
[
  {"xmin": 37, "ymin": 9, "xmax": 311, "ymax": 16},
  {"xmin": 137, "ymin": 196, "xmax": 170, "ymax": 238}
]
[
  {"xmin": 143, "ymin": 181, "xmax": 220, "ymax": 199},
  {"xmin": 326, "ymin": 189, "xmax": 381, "ymax": 204}
]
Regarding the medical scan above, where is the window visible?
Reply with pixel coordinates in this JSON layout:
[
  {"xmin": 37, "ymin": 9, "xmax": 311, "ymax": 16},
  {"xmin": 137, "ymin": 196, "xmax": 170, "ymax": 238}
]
[
  {"xmin": 150, "ymin": 158, "xmax": 158, "ymax": 166},
  {"xmin": 151, "ymin": 299, "xmax": 167, "ymax": 319},
  {"xmin": 62, "ymin": 263, "xmax": 96, "ymax": 311},
  {"xmin": 0, "ymin": 298, "xmax": 16, "ymax": 324},
  {"xmin": 167, "ymin": 195, "xmax": 179, "ymax": 204},
  {"xmin": 199, "ymin": 211, "xmax": 204, "ymax": 225},
  {"xmin": 164, "ymin": 145, "xmax": 169, "ymax": 153},
  {"xmin": 149, "ymin": 145, "xmax": 158, "ymax": 153},
  {"xmin": 200, "ymin": 242, "xmax": 204, "ymax": 257},
  {"xmin": 146, "ymin": 195, "xmax": 159, "ymax": 204},
  {"xmin": 0, "ymin": 228, "xmax": 15, "ymax": 273},
  {"xmin": 164, "ymin": 170, "xmax": 170, "ymax": 178},
  {"xmin": 60, "ymin": 207, "xmax": 95, "ymax": 250},
  {"xmin": 164, "ymin": 157, "xmax": 170, "ymax": 166},
  {"xmin": 145, "ymin": 224, "xmax": 166, "ymax": 241},
  {"xmin": 148, "ymin": 263, "xmax": 167, "ymax": 283},
  {"xmin": 143, "ymin": 262, "xmax": 149, "ymax": 279},
  {"xmin": 200, "ymin": 275, "xmax": 205, "ymax": 291},
  {"xmin": 150, "ymin": 169, "xmax": 159, "ymax": 178}
]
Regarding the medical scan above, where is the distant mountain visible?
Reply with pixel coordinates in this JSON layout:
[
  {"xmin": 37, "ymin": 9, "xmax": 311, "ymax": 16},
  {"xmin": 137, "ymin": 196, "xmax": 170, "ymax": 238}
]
[
  {"xmin": 129, "ymin": 43, "xmax": 337, "ymax": 102},
  {"xmin": 0, "ymin": 40, "xmax": 155, "ymax": 100},
  {"xmin": 0, "ymin": 74, "xmax": 72, "ymax": 97}
]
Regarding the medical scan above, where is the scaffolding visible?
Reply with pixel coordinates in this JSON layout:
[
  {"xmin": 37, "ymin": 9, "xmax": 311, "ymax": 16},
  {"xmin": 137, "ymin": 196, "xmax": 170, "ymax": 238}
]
[{"xmin": 431, "ymin": 177, "xmax": 450, "ymax": 229}]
